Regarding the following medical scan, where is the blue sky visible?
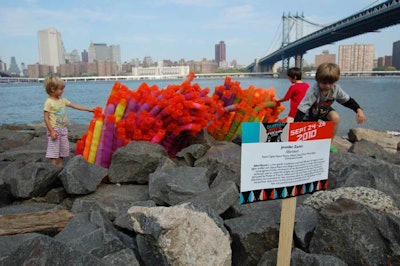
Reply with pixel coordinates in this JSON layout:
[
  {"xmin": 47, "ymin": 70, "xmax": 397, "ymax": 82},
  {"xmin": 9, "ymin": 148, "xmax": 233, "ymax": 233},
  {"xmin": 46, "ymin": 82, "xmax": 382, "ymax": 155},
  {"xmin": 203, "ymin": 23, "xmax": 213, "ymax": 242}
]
[{"xmin": 1, "ymin": 0, "xmax": 399, "ymax": 67}]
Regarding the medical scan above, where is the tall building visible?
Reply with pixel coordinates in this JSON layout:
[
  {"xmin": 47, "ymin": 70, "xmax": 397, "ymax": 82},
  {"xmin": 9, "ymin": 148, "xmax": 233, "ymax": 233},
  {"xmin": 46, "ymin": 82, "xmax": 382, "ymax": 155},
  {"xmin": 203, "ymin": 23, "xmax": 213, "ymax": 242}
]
[
  {"xmin": 338, "ymin": 44, "xmax": 374, "ymax": 71},
  {"xmin": 8, "ymin": 56, "xmax": 20, "ymax": 76},
  {"xmin": 88, "ymin": 42, "xmax": 121, "ymax": 70},
  {"xmin": 393, "ymin": 40, "xmax": 400, "ymax": 70},
  {"xmin": 109, "ymin": 45, "xmax": 121, "ymax": 69},
  {"xmin": 315, "ymin": 50, "xmax": 336, "ymax": 67},
  {"xmin": 81, "ymin": 50, "xmax": 88, "ymax": 63},
  {"xmin": 88, "ymin": 43, "xmax": 108, "ymax": 62},
  {"xmin": 215, "ymin": 41, "xmax": 226, "ymax": 67},
  {"xmin": 37, "ymin": 28, "xmax": 66, "ymax": 73},
  {"xmin": 0, "ymin": 57, "xmax": 6, "ymax": 72}
]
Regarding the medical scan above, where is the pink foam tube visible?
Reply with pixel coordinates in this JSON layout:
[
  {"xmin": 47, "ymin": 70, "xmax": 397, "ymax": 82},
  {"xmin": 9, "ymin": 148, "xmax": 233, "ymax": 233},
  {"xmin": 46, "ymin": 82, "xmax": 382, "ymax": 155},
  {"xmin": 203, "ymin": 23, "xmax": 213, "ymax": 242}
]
[
  {"xmin": 224, "ymin": 104, "xmax": 239, "ymax": 112},
  {"xmin": 122, "ymin": 99, "xmax": 137, "ymax": 119},
  {"xmin": 100, "ymin": 115, "xmax": 115, "ymax": 168},
  {"xmin": 173, "ymin": 123, "xmax": 201, "ymax": 136},
  {"xmin": 183, "ymin": 91, "xmax": 198, "ymax": 100},
  {"xmin": 150, "ymin": 129, "xmax": 165, "ymax": 144},
  {"xmin": 104, "ymin": 103, "xmax": 116, "ymax": 117},
  {"xmin": 155, "ymin": 105, "xmax": 173, "ymax": 120},
  {"xmin": 149, "ymin": 102, "xmax": 165, "ymax": 116},
  {"xmin": 158, "ymin": 102, "xmax": 179, "ymax": 120},
  {"xmin": 183, "ymin": 101, "xmax": 205, "ymax": 111},
  {"xmin": 160, "ymin": 115, "xmax": 174, "ymax": 128},
  {"xmin": 136, "ymin": 102, "xmax": 151, "ymax": 114}
]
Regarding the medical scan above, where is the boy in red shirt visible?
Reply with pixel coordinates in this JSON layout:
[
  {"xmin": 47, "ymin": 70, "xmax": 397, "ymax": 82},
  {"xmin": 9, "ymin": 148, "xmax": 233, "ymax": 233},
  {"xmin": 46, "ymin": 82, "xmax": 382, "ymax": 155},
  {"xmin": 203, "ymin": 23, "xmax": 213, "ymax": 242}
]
[{"xmin": 277, "ymin": 67, "xmax": 309, "ymax": 122}]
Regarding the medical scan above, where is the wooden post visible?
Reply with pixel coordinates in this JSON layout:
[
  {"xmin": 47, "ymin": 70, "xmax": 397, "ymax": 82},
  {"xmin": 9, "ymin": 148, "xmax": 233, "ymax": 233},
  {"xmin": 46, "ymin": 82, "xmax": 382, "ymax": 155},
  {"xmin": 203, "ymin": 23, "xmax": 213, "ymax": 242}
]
[{"xmin": 276, "ymin": 196, "xmax": 297, "ymax": 266}]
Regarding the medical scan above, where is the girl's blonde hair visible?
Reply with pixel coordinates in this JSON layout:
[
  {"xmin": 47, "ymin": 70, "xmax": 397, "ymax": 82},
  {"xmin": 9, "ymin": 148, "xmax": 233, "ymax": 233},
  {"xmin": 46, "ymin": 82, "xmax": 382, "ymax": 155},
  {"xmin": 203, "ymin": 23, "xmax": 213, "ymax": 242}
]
[
  {"xmin": 43, "ymin": 76, "xmax": 65, "ymax": 95},
  {"xmin": 315, "ymin": 62, "xmax": 340, "ymax": 84}
]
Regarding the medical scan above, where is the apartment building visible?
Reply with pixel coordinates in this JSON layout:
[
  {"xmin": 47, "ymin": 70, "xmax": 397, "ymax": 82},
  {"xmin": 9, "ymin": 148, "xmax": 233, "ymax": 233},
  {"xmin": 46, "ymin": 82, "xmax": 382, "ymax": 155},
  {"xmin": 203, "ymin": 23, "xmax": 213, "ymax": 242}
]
[{"xmin": 338, "ymin": 44, "xmax": 374, "ymax": 71}]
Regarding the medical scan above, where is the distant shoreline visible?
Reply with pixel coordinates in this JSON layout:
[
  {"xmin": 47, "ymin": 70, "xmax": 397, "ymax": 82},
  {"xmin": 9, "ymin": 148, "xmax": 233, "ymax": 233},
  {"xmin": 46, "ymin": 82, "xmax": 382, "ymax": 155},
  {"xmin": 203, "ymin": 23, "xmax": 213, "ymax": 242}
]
[{"xmin": 1, "ymin": 72, "xmax": 400, "ymax": 84}]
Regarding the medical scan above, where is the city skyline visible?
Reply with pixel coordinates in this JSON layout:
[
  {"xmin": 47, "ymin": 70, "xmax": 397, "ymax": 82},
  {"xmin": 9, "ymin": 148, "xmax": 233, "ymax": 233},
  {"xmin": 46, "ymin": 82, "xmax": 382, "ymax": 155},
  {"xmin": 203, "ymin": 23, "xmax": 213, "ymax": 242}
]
[{"xmin": 1, "ymin": 0, "xmax": 399, "ymax": 68}]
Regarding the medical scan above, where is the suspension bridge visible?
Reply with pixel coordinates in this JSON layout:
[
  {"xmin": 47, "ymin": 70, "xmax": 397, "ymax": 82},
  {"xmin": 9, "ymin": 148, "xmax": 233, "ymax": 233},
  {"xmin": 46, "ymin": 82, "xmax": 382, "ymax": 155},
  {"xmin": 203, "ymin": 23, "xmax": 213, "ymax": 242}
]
[{"xmin": 247, "ymin": 0, "xmax": 400, "ymax": 72}]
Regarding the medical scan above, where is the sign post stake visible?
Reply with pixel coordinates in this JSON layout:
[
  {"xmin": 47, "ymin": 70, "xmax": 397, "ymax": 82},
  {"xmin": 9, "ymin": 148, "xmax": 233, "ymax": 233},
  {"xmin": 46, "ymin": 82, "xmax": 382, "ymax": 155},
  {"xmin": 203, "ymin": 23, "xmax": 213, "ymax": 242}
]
[
  {"xmin": 240, "ymin": 121, "xmax": 333, "ymax": 266},
  {"xmin": 276, "ymin": 196, "xmax": 297, "ymax": 266}
]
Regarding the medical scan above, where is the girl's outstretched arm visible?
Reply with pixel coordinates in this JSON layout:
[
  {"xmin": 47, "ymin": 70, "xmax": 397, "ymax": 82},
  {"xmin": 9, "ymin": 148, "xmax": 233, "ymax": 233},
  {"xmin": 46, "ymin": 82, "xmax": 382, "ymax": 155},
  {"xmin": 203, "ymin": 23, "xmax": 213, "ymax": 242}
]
[{"xmin": 67, "ymin": 102, "xmax": 94, "ymax": 112}]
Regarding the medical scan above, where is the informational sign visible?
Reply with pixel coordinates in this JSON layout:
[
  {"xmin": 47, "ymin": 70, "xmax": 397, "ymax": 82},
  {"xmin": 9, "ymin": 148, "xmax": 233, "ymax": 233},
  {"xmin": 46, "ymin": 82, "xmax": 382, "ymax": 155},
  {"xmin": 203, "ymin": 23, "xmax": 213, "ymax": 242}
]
[{"xmin": 240, "ymin": 121, "xmax": 333, "ymax": 204}]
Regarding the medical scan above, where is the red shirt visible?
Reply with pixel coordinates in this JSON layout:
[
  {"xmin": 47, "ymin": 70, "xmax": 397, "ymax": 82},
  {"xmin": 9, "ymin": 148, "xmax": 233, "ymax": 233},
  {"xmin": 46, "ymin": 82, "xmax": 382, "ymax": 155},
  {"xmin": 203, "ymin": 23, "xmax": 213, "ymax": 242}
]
[{"xmin": 282, "ymin": 82, "xmax": 309, "ymax": 117}]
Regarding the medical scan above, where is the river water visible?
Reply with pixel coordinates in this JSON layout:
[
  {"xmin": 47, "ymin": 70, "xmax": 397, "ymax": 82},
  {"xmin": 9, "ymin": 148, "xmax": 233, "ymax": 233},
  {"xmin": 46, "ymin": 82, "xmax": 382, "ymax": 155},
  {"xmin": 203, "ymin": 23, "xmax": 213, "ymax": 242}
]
[{"xmin": 0, "ymin": 76, "xmax": 399, "ymax": 136}]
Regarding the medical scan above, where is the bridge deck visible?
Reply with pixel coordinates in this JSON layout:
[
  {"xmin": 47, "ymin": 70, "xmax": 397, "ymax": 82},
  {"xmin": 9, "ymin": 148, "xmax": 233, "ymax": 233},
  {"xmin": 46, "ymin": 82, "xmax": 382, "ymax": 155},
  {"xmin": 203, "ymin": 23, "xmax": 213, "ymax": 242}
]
[{"xmin": 249, "ymin": 0, "xmax": 400, "ymax": 71}]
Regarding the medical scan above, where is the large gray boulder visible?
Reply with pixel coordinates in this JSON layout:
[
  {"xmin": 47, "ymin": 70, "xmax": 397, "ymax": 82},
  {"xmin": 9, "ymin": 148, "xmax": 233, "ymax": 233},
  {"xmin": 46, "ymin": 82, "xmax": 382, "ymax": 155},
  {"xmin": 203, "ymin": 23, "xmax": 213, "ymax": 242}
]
[
  {"xmin": 308, "ymin": 198, "xmax": 400, "ymax": 265},
  {"xmin": 224, "ymin": 200, "xmax": 282, "ymax": 266},
  {"xmin": 1, "ymin": 161, "xmax": 61, "ymax": 198},
  {"xmin": 54, "ymin": 211, "xmax": 136, "ymax": 259},
  {"xmin": 108, "ymin": 141, "xmax": 169, "ymax": 184},
  {"xmin": 102, "ymin": 248, "xmax": 141, "ymax": 266},
  {"xmin": 184, "ymin": 179, "xmax": 239, "ymax": 215},
  {"xmin": 148, "ymin": 165, "xmax": 209, "ymax": 205},
  {"xmin": 128, "ymin": 202, "xmax": 232, "ymax": 266},
  {"xmin": 258, "ymin": 247, "xmax": 348, "ymax": 266},
  {"xmin": 71, "ymin": 183, "xmax": 150, "ymax": 221},
  {"xmin": 0, "ymin": 234, "xmax": 109, "ymax": 266},
  {"xmin": 0, "ymin": 128, "xmax": 35, "ymax": 153},
  {"xmin": 194, "ymin": 141, "xmax": 241, "ymax": 186},
  {"xmin": 59, "ymin": 155, "xmax": 107, "ymax": 195},
  {"xmin": 0, "ymin": 233, "xmax": 42, "ymax": 259},
  {"xmin": 328, "ymin": 152, "xmax": 400, "ymax": 207}
]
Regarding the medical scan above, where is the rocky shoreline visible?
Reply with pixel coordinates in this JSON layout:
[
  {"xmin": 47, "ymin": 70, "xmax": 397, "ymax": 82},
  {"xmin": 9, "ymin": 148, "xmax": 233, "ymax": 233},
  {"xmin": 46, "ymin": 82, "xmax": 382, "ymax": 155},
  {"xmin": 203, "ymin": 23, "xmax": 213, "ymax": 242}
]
[{"xmin": 0, "ymin": 123, "xmax": 400, "ymax": 265}]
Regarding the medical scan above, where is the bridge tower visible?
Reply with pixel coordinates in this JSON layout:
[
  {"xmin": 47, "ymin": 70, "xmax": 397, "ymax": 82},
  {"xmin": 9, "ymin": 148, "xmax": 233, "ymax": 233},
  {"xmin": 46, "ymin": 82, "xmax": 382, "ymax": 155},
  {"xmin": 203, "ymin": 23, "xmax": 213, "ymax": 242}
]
[{"xmin": 281, "ymin": 12, "xmax": 306, "ymax": 71}]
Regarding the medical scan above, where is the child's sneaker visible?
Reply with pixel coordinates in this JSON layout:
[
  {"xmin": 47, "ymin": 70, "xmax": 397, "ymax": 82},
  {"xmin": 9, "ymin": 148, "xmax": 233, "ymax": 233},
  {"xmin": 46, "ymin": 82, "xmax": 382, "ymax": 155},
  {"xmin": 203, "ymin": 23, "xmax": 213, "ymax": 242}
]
[{"xmin": 330, "ymin": 144, "xmax": 339, "ymax": 153}]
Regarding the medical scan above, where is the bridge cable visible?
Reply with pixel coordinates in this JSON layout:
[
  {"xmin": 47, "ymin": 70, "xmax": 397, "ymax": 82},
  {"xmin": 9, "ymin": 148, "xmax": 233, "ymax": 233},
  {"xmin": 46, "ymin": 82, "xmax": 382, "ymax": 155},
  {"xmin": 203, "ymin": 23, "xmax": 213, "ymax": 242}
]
[{"xmin": 266, "ymin": 19, "xmax": 283, "ymax": 55}]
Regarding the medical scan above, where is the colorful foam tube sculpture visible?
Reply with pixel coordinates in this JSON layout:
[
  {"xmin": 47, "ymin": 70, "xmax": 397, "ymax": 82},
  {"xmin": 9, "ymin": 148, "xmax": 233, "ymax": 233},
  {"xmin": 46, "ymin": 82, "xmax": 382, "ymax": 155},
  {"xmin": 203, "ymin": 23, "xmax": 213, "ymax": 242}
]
[
  {"xmin": 207, "ymin": 76, "xmax": 284, "ymax": 141},
  {"xmin": 75, "ymin": 73, "xmax": 284, "ymax": 168}
]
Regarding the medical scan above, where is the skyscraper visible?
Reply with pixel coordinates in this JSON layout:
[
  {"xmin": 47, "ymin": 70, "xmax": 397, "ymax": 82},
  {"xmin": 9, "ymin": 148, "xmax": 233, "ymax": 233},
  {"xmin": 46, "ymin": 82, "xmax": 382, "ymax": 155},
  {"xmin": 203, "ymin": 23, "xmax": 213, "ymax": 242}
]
[
  {"xmin": 88, "ymin": 43, "xmax": 108, "ymax": 62},
  {"xmin": 393, "ymin": 40, "xmax": 400, "ymax": 70},
  {"xmin": 8, "ymin": 56, "xmax": 20, "ymax": 76},
  {"xmin": 37, "ymin": 28, "xmax": 66, "ymax": 73},
  {"xmin": 215, "ymin": 41, "xmax": 226, "ymax": 67}
]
